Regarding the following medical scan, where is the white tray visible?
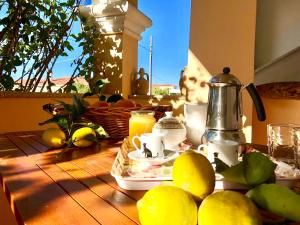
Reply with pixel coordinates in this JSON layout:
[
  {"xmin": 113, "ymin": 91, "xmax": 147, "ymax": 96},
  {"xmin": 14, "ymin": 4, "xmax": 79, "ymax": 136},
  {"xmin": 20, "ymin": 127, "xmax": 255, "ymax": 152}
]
[{"xmin": 111, "ymin": 139, "xmax": 300, "ymax": 190}]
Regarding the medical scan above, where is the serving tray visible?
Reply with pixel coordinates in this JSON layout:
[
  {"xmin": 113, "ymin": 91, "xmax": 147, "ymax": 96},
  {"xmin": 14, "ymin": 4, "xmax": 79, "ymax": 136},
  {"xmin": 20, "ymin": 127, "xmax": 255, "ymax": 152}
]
[{"xmin": 111, "ymin": 139, "xmax": 300, "ymax": 190}]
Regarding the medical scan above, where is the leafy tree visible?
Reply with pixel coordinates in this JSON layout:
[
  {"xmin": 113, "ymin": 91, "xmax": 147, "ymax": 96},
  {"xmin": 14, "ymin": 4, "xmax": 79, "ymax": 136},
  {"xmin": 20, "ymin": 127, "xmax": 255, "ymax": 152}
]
[{"xmin": 0, "ymin": 0, "xmax": 101, "ymax": 92}]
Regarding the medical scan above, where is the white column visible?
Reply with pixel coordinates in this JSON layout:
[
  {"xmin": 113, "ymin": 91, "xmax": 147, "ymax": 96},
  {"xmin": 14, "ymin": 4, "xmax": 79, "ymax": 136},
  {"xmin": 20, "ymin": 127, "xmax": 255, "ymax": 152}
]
[{"xmin": 79, "ymin": 0, "xmax": 152, "ymax": 40}]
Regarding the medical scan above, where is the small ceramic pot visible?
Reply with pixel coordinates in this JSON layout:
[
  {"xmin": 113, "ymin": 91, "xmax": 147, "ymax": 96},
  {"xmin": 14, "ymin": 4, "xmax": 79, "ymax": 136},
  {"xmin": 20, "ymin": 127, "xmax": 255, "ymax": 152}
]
[{"xmin": 152, "ymin": 111, "xmax": 186, "ymax": 150}]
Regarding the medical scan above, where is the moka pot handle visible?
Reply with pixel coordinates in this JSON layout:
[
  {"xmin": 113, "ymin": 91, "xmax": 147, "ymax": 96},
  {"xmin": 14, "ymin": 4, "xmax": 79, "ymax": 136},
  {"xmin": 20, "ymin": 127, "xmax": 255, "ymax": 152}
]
[{"xmin": 245, "ymin": 83, "xmax": 266, "ymax": 121}]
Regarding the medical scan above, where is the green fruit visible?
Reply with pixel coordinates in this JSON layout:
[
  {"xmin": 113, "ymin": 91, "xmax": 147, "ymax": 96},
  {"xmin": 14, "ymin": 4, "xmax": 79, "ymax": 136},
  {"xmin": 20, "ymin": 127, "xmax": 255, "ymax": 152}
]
[
  {"xmin": 243, "ymin": 152, "xmax": 276, "ymax": 186},
  {"xmin": 246, "ymin": 184, "xmax": 300, "ymax": 222},
  {"xmin": 220, "ymin": 161, "xmax": 248, "ymax": 186}
]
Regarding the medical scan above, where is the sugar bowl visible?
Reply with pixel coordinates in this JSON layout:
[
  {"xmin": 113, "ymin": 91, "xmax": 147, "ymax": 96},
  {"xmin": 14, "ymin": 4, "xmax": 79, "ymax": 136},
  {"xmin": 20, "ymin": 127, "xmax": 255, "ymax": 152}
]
[{"xmin": 152, "ymin": 111, "xmax": 186, "ymax": 150}]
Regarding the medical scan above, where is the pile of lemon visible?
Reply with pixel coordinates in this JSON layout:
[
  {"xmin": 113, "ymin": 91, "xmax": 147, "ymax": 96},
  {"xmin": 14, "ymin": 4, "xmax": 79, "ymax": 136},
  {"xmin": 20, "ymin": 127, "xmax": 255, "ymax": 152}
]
[
  {"xmin": 137, "ymin": 151, "xmax": 261, "ymax": 225},
  {"xmin": 42, "ymin": 127, "xmax": 96, "ymax": 148}
]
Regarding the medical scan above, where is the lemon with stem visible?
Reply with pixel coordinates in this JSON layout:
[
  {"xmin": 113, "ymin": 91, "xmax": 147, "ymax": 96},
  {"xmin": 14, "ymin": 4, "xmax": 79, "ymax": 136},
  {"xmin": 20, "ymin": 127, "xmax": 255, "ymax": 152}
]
[{"xmin": 71, "ymin": 127, "xmax": 96, "ymax": 147}]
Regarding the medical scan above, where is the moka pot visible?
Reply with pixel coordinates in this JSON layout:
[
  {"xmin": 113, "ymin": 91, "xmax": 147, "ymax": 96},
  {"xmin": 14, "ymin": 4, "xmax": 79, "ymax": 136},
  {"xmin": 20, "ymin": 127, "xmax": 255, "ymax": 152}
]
[{"xmin": 203, "ymin": 67, "xmax": 266, "ymax": 144}]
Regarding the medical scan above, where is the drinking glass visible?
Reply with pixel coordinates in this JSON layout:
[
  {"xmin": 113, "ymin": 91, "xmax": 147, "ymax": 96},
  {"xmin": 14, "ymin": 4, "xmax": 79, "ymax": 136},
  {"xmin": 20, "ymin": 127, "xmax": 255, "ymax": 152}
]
[
  {"xmin": 129, "ymin": 110, "xmax": 156, "ymax": 148},
  {"xmin": 267, "ymin": 123, "xmax": 296, "ymax": 165},
  {"xmin": 293, "ymin": 127, "xmax": 300, "ymax": 168}
]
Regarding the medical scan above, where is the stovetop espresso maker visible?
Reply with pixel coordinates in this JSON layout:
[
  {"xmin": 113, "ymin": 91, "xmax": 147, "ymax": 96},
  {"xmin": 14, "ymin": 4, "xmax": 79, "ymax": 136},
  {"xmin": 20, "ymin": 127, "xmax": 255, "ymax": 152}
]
[{"xmin": 203, "ymin": 67, "xmax": 266, "ymax": 144}]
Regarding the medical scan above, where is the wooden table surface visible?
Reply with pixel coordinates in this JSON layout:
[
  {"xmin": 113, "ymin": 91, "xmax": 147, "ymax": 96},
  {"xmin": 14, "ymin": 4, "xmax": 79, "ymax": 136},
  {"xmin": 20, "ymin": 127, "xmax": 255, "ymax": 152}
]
[
  {"xmin": 0, "ymin": 131, "xmax": 143, "ymax": 225},
  {"xmin": 1, "ymin": 131, "xmax": 299, "ymax": 225}
]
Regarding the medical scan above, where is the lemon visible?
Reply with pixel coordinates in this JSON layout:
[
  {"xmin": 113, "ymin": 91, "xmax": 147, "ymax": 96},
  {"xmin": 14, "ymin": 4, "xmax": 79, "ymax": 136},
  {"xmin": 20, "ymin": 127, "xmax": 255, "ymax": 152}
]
[
  {"xmin": 42, "ymin": 128, "xmax": 66, "ymax": 148},
  {"xmin": 172, "ymin": 150, "xmax": 215, "ymax": 200},
  {"xmin": 198, "ymin": 191, "xmax": 262, "ymax": 225},
  {"xmin": 71, "ymin": 127, "xmax": 96, "ymax": 147},
  {"xmin": 137, "ymin": 185, "xmax": 197, "ymax": 225}
]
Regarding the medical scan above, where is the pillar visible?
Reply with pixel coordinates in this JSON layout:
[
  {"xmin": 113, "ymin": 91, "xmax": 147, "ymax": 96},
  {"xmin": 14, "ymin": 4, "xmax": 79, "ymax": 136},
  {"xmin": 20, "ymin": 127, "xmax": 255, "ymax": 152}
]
[{"xmin": 79, "ymin": 0, "xmax": 151, "ymax": 98}]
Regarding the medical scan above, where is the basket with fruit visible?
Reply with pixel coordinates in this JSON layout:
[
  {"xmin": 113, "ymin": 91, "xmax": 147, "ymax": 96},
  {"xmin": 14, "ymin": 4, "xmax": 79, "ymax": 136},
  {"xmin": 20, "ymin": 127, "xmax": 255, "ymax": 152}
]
[{"xmin": 84, "ymin": 94, "xmax": 172, "ymax": 139}]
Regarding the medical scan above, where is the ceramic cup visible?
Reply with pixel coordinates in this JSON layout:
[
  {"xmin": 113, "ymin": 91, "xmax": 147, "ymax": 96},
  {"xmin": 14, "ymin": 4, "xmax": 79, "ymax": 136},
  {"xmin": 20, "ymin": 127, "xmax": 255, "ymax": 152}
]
[
  {"xmin": 197, "ymin": 140, "xmax": 239, "ymax": 166},
  {"xmin": 132, "ymin": 133, "xmax": 165, "ymax": 158}
]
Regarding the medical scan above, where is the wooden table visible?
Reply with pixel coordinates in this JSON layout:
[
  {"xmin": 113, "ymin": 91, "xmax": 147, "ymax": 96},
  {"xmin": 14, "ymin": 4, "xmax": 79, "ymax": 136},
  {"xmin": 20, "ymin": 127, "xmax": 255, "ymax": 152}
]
[
  {"xmin": 1, "ymin": 132, "xmax": 299, "ymax": 225},
  {"xmin": 0, "ymin": 131, "xmax": 143, "ymax": 225}
]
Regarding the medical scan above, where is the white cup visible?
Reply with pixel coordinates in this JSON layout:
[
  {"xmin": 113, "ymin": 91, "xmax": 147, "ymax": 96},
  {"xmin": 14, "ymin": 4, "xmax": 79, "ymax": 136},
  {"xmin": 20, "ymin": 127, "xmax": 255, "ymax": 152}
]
[
  {"xmin": 197, "ymin": 140, "xmax": 239, "ymax": 166},
  {"xmin": 132, "ymin": 133, "xmax": 165, "ymax": 158}
]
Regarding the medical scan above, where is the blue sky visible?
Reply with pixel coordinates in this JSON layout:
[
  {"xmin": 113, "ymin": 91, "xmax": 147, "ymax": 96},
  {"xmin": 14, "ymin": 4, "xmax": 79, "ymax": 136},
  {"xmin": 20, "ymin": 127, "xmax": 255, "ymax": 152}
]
[{"xmin": 138, "ymin": 0, "xmax": 191, "ymax": 86}]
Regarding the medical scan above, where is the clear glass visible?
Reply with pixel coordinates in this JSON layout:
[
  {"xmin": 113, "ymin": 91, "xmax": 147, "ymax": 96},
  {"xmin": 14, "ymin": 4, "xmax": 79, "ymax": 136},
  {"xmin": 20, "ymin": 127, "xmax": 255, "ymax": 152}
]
[
  {"xmin": 129, "ymin": 110, "xmax": 156, "ymax": 148},
  {"xmin": 293, "ymin": 127, "xmax": 300, "ymax": 168},
  {"xmin": 267, "ymin": 123, "xmax": 296, "ymax": 165}
]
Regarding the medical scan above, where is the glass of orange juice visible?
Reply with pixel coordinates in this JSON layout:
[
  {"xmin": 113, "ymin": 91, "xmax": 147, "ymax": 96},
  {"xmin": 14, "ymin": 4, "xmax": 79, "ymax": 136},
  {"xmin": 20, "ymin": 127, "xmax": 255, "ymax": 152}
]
[{"xmin": 129, "ymin": 110, "xmax": 156, "ymax": 149}]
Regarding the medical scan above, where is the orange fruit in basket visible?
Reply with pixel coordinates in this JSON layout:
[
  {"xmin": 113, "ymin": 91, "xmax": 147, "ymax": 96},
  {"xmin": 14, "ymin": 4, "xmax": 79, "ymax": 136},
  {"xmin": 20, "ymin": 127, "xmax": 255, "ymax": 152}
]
[
  {"xmin": 112, "ymin": 99, "xmax": 136, "ymax": 108},
  {"xmin": 91, "ymin": 101, "xmax": 109, "ymax": 108}
]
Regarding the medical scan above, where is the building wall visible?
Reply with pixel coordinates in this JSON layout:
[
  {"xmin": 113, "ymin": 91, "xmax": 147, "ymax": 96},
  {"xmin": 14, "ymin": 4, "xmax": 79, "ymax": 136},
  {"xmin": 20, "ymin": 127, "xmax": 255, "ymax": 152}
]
[
  {"xmin": 255, "ymin": 0, "xmax": 300, "ymax": 68},
  {"xmin": 252, "ymin": 97, "xmax": 300, "ymax": 145},
  {"xmin": 188, "ymin": 0, "xmax": 257, "ymax": 142},
  {"xmin": 0, "ymin": 93, "xmax": 98, "ymax": 133}
]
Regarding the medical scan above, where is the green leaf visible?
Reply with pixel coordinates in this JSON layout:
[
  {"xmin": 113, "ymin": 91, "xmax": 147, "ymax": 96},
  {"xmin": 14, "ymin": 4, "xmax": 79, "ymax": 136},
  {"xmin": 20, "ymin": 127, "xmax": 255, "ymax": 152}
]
[
  {"xmin": 0, "ymin": 75, "xmax": 14, "ymax": 91},
  {"xmin": 72, "ymin": 95, "xmax": 85, "ymax": 116},
  {"xmin": 70, "ymin": 85, "xmax": 77, "ymax": 91},
  {"xmin": 33, "ymin": 62, "xmax": 42, "ymax": 69},
  {"xmin": 0, "ymin": 17, "xmax": 9, "ymax": 25},
  {"xmin": 67, "ymin": 0, "xmax": 75, "ymax": 5},
  {"xmin": 94, "ymin": 126, "xmax": 107, "ymax": 137},
  {"xmin": 61, "ymin": 52, "xmax": 68, "ymax": 57},
  {"xmin": 215, "ymin": 157, "xmax": 230, "ymax": 173},
  {"xmin": 78, "ymin": 42, "xmax": 85, "ymax": 47},
  {"xmin": 85, "ymin": 123, "xmax": 108, "ymax": 138},
  {"xmin": 83, "ymin": 133, "xmax": 97, "ymax": 142},
  {"xmin": 82, "ymin": 92, "xmax": 93, "ymax": 98},
  {"xmin": 14, "ymin": 57, "xmax": 22, "ymax": 66},
  {"xmin": 55, "ymin": 100, "xmax": 73, "ymax": 114},
  {"xmin": 99, "ymin": 95, "xmax": 106, "ymax": 101},
  {"xmin": 39, "ymin": 116, "xmax": 69, "ymax": 130}
]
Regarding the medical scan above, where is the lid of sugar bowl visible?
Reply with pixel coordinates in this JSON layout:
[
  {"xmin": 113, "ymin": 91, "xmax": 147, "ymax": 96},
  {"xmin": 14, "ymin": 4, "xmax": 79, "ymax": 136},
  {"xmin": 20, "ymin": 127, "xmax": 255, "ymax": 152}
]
[{"xmin": 153, "ymin": 111, "xmax": 185, "ymax": 129}]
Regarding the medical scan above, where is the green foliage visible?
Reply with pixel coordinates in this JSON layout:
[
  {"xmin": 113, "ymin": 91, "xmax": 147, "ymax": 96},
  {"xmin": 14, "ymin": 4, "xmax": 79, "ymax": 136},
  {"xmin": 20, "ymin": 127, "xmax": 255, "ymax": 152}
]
[
  {"xmin": 152, "ymin": 87, "xmax": 170, "ymax": 95},
  {"xmin": 82, "ymin": 78, "xmax": 110, "ymax": 100},
  {"xmin": 0, "ymin": 0, "xmax": 101, "ymax": 93},
  {"xmin": 70, "ymin": 82, "xmax": 90, "ymax": 94}
]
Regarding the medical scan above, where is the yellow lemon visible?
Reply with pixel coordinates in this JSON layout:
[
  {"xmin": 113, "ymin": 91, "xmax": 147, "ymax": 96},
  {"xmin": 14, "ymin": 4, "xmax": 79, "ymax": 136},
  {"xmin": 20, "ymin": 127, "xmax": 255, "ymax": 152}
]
[
  {"xmin": 137, "ymin": 185, "xmax": 197, "ymax": 225},
  {"xmin": 71, "ymin": 127, "xmax": 96, "ymax": 147},
  {"xmin": 42, "ymin": 128, "xmax": 66, "ymax": 148},
  {"xmin": 198, "ymin": 191, "xmax": 262, "ymax": 225},
  {"xmin": 172, "ymin": 150, "xmax": 215, "ymax": 200}
]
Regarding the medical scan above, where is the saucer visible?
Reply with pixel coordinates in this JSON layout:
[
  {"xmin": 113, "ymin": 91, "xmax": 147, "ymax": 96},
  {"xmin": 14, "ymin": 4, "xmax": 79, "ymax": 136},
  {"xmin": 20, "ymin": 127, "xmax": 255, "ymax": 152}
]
[{"xmin": 127, "ymin": 149, "xmax": 179, "ymax": 164}]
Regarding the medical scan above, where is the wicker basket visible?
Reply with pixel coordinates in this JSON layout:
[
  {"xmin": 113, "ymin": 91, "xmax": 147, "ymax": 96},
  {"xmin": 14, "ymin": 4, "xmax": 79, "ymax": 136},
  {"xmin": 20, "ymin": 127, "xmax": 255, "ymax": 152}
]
[{"xmin": 84, "ymin": 105, "xmax": 172, "ymax": 138}]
